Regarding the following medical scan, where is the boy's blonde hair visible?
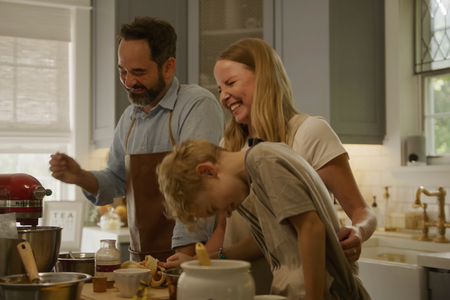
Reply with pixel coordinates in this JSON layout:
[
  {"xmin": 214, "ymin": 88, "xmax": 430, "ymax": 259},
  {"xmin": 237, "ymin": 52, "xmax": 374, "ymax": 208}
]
[
  {"xmin": 217, "ymin": 38, "xmax": 299, "ymax": 152},
  {"xmin": 157, "ymin": 139, "xmax": 225, "ymax": 231}
]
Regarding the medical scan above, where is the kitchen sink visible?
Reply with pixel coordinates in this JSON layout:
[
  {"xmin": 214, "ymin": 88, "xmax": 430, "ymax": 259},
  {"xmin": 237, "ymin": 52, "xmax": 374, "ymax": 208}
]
[{"xmin": 358, "ymin": 232, "xmax": 450, "ymax": 300}]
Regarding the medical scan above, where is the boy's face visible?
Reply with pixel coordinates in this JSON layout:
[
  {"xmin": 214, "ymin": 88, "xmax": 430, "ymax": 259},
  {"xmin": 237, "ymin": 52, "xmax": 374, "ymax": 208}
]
[{"xmin": 193, "ymin": 163, "xmax": 248, "ymax": 218}]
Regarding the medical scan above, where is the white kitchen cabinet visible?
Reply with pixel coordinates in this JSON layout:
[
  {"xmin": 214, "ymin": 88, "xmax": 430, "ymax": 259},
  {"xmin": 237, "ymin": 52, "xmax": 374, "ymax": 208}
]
[
  {"xmin": 91, "ymin": 0, "xmax": 188, "ymax": 149},
  {"xmin": 276, "ymin": 0, "xmax": 385, "ymax": 144}
]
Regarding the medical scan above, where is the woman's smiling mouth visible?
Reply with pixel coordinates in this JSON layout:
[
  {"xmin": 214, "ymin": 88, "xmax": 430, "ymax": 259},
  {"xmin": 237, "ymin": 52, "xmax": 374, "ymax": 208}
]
[{"xmin": 230, "ymin": 102, "xmax": 242, "ymax": 112}]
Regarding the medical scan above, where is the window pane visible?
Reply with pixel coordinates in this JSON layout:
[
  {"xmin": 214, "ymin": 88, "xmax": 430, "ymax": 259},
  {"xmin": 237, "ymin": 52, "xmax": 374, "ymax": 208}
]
[
  {"xmin": 416, "ymin": 0, "xmax": 450, "ymax": 72},
  {"xmin": 434, "ymin": 116, "xmax": 450, "ymax": 154},
  {"xmin": 430, "ymin": 74, "xmax": 450, "ymax": 113}
]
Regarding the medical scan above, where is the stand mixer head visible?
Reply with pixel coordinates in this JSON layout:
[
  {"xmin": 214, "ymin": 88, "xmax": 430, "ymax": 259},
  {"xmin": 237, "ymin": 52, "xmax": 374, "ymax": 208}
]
[{"xmin": 0, "ymin": 173, "xmax": 52, "ymax": 226}]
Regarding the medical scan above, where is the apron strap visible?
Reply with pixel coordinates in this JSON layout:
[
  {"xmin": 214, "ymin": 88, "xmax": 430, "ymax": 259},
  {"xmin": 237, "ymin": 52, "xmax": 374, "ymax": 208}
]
[
  {"xmin": 125, "ymin": 118, "xmax": 137, "ymax": 155},
  {"xmin": 168, "ymin": 111, "xmax": 175, "ymax": 147}
]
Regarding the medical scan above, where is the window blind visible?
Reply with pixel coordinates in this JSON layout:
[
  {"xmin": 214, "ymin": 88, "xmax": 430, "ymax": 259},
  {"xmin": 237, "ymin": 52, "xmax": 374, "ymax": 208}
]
[{"xmin": 0, "ymin": 1, "xmax": 71, "ymax": 142}]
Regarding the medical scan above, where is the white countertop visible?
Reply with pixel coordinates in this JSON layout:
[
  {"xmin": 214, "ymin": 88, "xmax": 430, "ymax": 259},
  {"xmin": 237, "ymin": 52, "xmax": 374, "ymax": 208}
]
[
  {"xmin": 417, "ymin": 252, "xmax": 450, "ymax": 270},
  {"xmin": 80, "ymin": 226, "xmax": 131, "ymax": 253}
]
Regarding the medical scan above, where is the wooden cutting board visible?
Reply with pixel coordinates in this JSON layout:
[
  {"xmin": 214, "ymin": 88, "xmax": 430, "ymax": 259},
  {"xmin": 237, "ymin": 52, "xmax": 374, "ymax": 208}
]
[{"xmin": 80, "ymin": 283, "xmax": 169, "ymax": 300}]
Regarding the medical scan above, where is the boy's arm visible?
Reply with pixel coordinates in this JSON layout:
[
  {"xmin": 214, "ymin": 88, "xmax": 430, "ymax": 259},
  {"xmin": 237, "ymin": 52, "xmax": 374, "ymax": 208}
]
[{"xmin": 289, "ymin": 211, "xmax": 326, "ymax": 300}]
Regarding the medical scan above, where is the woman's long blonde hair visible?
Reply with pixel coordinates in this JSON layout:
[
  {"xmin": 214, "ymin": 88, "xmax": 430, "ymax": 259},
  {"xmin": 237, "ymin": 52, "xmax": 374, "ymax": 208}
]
[{"xmin": 218, "ymin": 38, "xmax": 299, "ymax": 151}]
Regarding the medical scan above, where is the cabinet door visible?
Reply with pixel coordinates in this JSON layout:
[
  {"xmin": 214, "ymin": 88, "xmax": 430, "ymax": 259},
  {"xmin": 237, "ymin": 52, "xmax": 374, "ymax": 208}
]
[
  {"xmin": 329, "ymin": 0, "xmax": 385, "ymax": 144},
  {"xmin": 275, "ymin": 0, "xmax": 385, "ymax": 144},
  {"xmin": 187, "ymin": 0, "xmax": 274, "ymax": 120},
  {"xmin": 91, "ymin": 0, "xmax": 188, "ymax": 149}
]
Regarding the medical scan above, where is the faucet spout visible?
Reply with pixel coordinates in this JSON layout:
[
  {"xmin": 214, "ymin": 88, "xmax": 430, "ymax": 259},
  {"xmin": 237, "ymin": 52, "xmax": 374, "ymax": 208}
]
[
  {"xmin": 413, "ymin": 187, "xmax": 448, "ymax": 243},
  {"xmin": 414, "ymin": 186, "xmax": 425, "ymax": 208}
]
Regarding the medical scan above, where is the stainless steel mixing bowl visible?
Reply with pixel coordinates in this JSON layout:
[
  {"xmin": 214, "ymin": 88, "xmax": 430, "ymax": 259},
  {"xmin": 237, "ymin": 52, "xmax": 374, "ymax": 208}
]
[
  {"xmin": 56, "ymin": 252, "xmax": 95, "ymax": 282},
  {"xmin": 0, "ymin": 238, "xmax": 25, "ymax": 276},
  {"xmin": 0, "ymin": 226, "xmax": 62, "ymax": 276},
  {"xmin": 0, "ymin": 272, "xmax": 91, "ymax": 300}
]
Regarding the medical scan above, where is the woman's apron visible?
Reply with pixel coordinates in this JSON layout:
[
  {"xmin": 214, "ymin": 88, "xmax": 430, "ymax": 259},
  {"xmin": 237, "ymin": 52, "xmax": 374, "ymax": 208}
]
[{"xmin": 125, "ymin": 110, "xmax": 176, "ymax": 262}]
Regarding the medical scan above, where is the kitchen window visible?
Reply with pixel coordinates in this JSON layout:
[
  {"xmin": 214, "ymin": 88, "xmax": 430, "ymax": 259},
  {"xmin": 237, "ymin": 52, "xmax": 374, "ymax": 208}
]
[
  {"xmin": 0, "ymin": 0, "xmax": 91, "ymax": 201},
  {"xmin": 423, "ymin": 71, "xmax": 450, "ymax": 156},
  {"xmin": 416, "ymin": 0, "xmax": 450, "ymax": 161}
]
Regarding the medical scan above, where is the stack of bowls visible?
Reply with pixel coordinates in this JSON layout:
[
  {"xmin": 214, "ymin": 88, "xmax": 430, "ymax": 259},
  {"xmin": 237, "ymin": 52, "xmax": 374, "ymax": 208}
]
[{"xmin": 0, "ymin": 226, "xmax": 61, "ymax": 276}]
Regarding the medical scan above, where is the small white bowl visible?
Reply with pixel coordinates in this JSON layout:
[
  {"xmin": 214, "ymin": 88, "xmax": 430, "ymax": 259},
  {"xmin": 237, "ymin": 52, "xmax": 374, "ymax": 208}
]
[{"xmin": 113, "ymin": 268, "xmax": 151, "ymax": 298}]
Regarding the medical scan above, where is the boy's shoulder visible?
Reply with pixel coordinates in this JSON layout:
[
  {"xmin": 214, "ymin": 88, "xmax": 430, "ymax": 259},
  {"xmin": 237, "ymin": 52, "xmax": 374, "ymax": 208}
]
[{"xmin": 246, "ymin": 142, "xmax": 291, "ymax": 161}]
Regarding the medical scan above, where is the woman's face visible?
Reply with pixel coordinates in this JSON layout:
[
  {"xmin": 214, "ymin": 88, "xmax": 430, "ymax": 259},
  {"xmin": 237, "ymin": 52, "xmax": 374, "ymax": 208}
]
[{"xmin": 214, "ymin": 60, "xmax": 256, "ymax": 126}]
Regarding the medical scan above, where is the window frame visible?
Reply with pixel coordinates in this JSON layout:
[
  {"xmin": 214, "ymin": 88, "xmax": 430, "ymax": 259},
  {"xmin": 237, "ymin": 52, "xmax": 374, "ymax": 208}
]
[{"xmin": 421, "ymin": 67, "xmax": 450, "ymax": 160}]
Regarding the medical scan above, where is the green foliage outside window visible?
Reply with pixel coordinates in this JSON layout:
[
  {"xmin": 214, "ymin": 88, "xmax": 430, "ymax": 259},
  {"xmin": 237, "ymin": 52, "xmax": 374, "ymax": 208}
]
[{"xmin": 430, "ymin": 75, "xmax": 450, "ymax": 154}]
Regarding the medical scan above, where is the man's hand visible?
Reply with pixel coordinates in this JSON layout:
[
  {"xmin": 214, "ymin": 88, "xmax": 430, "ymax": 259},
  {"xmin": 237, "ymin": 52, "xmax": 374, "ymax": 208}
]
[
  {"xmin": 49, "ymin": 152, "xmax": 99, "ymax": 195},
  {"xmin": 49, "ymin": 152, "xmax": 83, "ymax": 184},
  {"xmin": 337, "ymin": 226, "xmax": 363, "ymax": 263}
]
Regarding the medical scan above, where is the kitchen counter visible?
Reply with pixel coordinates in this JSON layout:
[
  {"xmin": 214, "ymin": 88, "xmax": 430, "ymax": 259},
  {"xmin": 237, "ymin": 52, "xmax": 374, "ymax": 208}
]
[
  {"xmin": 417, "ymin": 252, "xmax": 450, "ymax": 270},
  {"xmin": 80, "ymin": 283, "xmax": 169, "ymax": 300},
  {"xmin": 81, "ymin": 226, "xmax": 131, "ymax": 263}
]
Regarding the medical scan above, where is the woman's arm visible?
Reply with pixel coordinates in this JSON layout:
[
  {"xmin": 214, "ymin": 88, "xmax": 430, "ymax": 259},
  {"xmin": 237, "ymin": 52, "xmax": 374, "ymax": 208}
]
[
  {"xmin": 317, "ymin": 153, "xmax": 377, "ymax": 262},
  {"xmin": 209, "ymin": 234, "xmax": 263, "ymax": 260},
  {"xmin": 290, "ymin": 211, "xmax": 325, "ymax": 300},
  {"xmin": 204, "ymin": 215, "xmax": 226, "ymax": 254}
]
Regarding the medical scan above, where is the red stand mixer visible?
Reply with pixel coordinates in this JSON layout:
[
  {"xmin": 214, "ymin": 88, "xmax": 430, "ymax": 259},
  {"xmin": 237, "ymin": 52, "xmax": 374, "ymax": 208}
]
[{"xmin": 0, "ymin": 173, "xmax": 52, "ymax": 226}]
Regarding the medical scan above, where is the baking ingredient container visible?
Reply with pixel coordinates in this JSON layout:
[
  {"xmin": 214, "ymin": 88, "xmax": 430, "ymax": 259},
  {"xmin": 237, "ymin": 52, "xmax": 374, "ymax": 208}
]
[
  {"xmin": 113, "ymin": 268, "xmax": 151, "ymax": 298},
  {"xmin": 178, "ymin": 259, "xmax": 255, "ymax": 300}
]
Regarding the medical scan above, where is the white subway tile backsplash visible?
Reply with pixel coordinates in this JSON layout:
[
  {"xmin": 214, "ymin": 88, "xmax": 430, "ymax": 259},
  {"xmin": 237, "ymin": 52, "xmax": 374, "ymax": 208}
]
[{"xmin": 361, "ymin": 170, "xmax": 382, "ymax": 186}]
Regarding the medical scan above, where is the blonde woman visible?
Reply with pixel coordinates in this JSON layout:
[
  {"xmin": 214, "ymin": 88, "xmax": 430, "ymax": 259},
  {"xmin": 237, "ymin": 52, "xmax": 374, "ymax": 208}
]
[{"xmin": 162, "ymin": 38, "xmax": 376, "ymax": 294}]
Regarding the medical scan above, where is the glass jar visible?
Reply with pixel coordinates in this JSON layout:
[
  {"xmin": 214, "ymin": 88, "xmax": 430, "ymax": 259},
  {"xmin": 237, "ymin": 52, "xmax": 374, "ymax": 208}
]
[
  {"xmin": 95, "ymin": 239, "xmax": 121, "ymax": 287},
  {"xmin": 99, "ymin": 206, "xmax": 121, "ymax": 230}
]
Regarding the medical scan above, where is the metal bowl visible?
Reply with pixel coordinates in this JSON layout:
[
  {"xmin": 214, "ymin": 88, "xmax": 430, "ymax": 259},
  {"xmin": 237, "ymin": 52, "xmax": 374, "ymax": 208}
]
[
  {"xmin": 163, "ymin": 268, "xmax": 183, "ymax": 300},
  {"xmin": 0, "ymin": 226, "xmax": 62, "ymax": 277},
  {"xmin": 56, "ymin": 253, "xmax": 95, "ymax": 280},
  {"xmin": 18, "ymin": 226, "xmax": 61, "ymax": 272},
  {"xmin": 0, "ymin": 238, "xmax": 25, "ymax": 276},
  {"xmin": 0, "ymin": 272, "xmax": 91, "ymax": 300}
]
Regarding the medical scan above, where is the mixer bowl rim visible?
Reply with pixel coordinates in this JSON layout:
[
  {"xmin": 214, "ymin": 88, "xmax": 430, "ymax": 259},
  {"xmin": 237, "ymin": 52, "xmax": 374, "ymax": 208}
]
[
  {"xmin": 0, "ymin": 272, "xmax": 91, "ymax": 287},
  {"xmin": 17, "ymin": 226, "xmax": 63, "ymax": 233}
]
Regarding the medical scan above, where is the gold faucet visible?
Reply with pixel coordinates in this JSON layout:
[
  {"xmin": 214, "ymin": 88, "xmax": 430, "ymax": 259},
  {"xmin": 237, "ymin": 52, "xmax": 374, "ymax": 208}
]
[{"xmin": 413, "ymin": 186, "xmax": 449, "ymax": 243}]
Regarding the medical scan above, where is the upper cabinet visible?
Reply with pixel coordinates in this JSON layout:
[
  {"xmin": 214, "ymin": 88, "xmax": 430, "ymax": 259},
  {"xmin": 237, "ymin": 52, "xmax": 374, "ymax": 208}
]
[
  {"xmin": 91, "ymin": 0, "xmax": 188, "ymax": 148},
  {"xmin": 187, "ymin": 0, "xmax": 274, "ymax": 120},
  {"xmin": 275, "ymin": 0, "xmax": 385, "ymax": 144},
  {"xmin": 92, "ymin": 0, "xmax": 386, "ymax": 147},
  {"xmin": 329, "ymin": 0, "xmax": 385, "ymax": 144}
]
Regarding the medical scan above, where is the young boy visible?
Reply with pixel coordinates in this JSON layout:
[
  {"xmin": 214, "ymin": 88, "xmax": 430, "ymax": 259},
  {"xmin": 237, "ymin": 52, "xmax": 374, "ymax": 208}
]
[{"xmin": 157, "ymin": 139, "xmax": 370, "ymax": 300}]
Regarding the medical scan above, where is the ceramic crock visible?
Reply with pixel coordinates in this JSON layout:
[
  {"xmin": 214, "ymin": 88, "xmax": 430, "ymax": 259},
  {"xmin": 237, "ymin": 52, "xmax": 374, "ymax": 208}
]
[{"xmin": 178, "ymin": 259, "xmax": 255, "ymax": 300}]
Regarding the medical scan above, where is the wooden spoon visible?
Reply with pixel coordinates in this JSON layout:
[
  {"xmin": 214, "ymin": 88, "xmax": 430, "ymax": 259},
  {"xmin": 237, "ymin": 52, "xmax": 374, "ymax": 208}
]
[
  {"xmin": 195, "ymin": 242, "xmax": 211, "ymax": 266},
  {"xmin": 16, "ymin": 241, "xmax": 40, "ymax": 284}
]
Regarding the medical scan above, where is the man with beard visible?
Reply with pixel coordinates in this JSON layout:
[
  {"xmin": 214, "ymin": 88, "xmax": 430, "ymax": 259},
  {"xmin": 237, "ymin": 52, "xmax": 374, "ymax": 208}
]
[{"xmin": 49, "ymin": 17, "xmax": 225, "ymax": 261}]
